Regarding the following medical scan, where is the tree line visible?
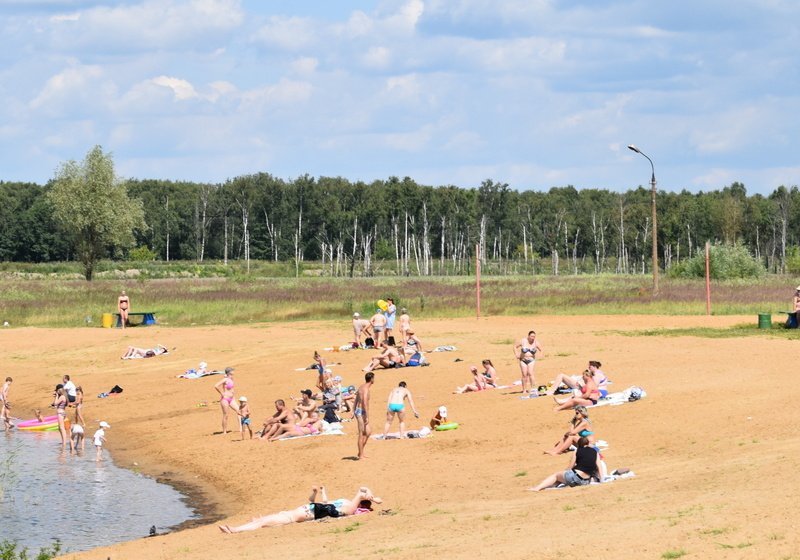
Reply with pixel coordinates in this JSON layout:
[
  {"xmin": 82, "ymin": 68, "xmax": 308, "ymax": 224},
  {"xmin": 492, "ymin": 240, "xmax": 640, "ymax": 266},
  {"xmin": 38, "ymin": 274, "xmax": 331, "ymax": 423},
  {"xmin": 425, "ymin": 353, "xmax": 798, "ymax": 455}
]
[{"xmin": 1, "ymin": 147, "xmax": 798, "ymax": 279}]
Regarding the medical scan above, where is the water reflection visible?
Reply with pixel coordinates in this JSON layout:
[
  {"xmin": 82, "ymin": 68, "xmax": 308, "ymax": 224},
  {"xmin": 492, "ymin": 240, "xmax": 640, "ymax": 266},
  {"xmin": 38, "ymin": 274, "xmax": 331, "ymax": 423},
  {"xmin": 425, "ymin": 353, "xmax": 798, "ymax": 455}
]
[{"xmin": 0, "ymin": 431, "xmax": 196, "ymax": 553}]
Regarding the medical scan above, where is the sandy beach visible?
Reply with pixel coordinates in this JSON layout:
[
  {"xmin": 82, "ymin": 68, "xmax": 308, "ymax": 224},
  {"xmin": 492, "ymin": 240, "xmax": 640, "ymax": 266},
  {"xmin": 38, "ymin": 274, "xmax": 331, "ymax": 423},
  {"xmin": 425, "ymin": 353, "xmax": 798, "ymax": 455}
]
[{"xmin": 3, "ymin": 315, "xmax": 798, "ymax": 559}]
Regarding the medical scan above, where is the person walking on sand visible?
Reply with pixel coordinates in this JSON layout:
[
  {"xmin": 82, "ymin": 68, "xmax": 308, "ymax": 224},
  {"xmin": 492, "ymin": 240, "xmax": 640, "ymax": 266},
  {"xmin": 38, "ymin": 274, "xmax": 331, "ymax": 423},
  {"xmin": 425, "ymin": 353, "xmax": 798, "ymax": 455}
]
[
  {"xmin": 354, "ymin": 372, "xmax": 374, "ymax": 460},
  {"xmin": 214, "ymin": 367, "xmax": 238, "ymax": 434},
  {"xmin": 117, "ymin": 290, "xmax": 130, "ymax": 329},
  {"xmin": 514, "ymin": 331, "xmax": 543, "ymax": 396},
  {"xmin": 382, "ymin": 381, "xmax": 419, "ymax": 439},
  {"xmin": 1, "ymin": 377, "xmax": 12, "ymax": 431}
]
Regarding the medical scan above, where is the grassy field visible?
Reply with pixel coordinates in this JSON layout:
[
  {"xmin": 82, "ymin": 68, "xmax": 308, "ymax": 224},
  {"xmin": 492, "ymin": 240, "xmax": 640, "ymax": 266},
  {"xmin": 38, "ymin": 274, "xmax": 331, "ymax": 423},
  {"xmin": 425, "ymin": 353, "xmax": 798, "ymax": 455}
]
[{"xmin": 0, "ymin": 262, "xmax": 797, "ymax": 328}]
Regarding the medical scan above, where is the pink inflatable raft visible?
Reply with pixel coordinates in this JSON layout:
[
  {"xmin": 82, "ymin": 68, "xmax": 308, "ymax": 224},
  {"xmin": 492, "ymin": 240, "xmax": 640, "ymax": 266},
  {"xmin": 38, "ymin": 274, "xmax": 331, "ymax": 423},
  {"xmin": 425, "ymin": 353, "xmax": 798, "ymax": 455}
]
[{"xmin": 16, "ymin": 415, "xmax": 60, "ymax": 431}]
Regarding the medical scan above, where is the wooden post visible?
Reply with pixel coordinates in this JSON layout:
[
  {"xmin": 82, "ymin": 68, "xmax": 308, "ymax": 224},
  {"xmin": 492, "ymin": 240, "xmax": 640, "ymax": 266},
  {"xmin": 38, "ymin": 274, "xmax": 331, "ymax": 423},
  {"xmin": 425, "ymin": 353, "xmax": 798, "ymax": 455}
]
[
  {"xmin": 705, "ymin": 241, "xmax": 711, "ymax": 315},
  {"xmin": 476, "ymin": 244, "xmax": 481, "ymax": 319}
]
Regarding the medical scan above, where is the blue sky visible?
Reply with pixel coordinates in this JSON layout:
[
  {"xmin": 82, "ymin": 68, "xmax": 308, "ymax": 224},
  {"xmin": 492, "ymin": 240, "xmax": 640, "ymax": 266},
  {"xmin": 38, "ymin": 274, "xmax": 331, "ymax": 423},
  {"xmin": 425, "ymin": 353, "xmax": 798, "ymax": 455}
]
[{"xmin": 1, "ymin": 0, "xmax": 798, "ymax": 194}]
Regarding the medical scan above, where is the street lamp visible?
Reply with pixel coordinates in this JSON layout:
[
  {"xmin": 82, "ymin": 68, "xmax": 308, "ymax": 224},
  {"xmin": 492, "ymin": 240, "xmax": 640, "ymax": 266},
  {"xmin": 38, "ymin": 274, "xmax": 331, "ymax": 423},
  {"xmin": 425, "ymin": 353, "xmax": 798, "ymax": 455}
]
[{"xmin": 628, "ymin": 144, "xmax": 658, "ymax": 295}]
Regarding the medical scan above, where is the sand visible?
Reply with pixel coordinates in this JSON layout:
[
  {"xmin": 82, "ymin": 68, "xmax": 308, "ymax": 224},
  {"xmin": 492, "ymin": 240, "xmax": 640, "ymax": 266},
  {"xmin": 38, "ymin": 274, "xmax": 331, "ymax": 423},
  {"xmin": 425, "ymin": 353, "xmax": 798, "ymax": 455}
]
[{"xmin": 2, "ymin": 315, "xmax": 798, "ymax": 559}]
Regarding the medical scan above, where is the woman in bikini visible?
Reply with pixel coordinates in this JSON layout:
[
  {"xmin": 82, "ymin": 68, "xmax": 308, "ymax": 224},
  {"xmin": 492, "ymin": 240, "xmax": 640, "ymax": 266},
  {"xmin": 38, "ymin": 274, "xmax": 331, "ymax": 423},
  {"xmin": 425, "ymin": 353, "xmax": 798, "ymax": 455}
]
[
  {"xmin": 214, "ymin": 368, "xmax": 238, "ymax": 434},
  {"xmin": 403, "ymin": 329, "xmax": 423, "ymax": 355},
  {"xmin": 219, "ymin": 486, "xmax": 382, "ymax": 533},
  {"xmin": 453, "ymin": 366, "xmax": 488, "ymax": 394},
  {"xmin": 545, "ymin": 406, "xmax": 594, "ymax": 455},
  {"xmin": 117, "ymin": 290, "xmax": 130, "ymax": 330},
  {"xmin": 514, "ymin": 331, "xmax": 543, "ymax": 395},
  {"xmin": 553, "ymin": 370, "xmax": 599, "ymax": 411},
  {"xmin": 53, "ymin": 386, "xmax": 69, "ymax": 448},
  {"xmin": 481, "ymin": 359, "xmax": 498, "ymax": 387}
]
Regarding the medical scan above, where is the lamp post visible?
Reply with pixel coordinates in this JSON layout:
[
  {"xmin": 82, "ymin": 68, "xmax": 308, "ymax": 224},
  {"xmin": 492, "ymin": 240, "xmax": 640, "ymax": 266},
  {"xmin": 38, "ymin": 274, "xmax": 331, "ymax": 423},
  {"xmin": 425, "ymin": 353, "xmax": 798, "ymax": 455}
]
[{"xmin": 628, "ymin": 144, "xmax": 658, "ymax": 295}]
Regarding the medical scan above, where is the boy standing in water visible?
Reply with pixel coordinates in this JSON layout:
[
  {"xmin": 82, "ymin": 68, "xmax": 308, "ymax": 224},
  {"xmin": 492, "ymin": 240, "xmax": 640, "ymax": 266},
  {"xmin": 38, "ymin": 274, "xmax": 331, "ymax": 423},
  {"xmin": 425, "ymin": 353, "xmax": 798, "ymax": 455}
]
[
  {"xmin": 94, "ymin": 421, "xmax": 110, "ymax": 461},
  {"xmin": 1, "ymin": 377, "xmax": 12, "ymax": 431}
]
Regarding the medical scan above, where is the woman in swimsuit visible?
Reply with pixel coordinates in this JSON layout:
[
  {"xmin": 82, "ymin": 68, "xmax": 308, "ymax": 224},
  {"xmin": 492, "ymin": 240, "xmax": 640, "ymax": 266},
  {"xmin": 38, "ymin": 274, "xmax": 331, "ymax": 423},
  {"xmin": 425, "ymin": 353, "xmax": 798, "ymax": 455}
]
[
  {"xmin": 481, "ymin": 359, "xmax": 498, "ymax": 388},
  {"xmin": 313, "ymin": 351, "xmax": 330, "ymax": 393},
  {"xmin": 214, "ymin": 368, "xmax": 238, "ymax": 434},
  {"xmin": 219, "ymin": 486, "xmax": 382, "ymax": 533},
  {"xmin": 453, "ymin": 366, "xmax": 488, "ymax": 394},
  {"xmin": 514, "ymin": 331, "xmax": 543, "ymax": 395},
  {"xmin": 553, "ymin": 370, "xmax": 599, "ymax": 411},
  {"xmin": 117, "ymin": 290, "xmax": 130, "ymax": 330},
  {"xmin": 53, "ymin": 386, "xmax": 69, "ymax": 448},
  {"xmin": 398, "ymin": 308, "xmax": 411, "ymax": 347},
  {"xmin": 529, "ymin": 437, "xmax": 601, "ymax": 491},
  {"xmin": 403, "ymin": 329, "xmax": 423, "ymax": 355},
  {"xmin": 545, "ymin": 406, "xmax": 594, "ymax": 455}
]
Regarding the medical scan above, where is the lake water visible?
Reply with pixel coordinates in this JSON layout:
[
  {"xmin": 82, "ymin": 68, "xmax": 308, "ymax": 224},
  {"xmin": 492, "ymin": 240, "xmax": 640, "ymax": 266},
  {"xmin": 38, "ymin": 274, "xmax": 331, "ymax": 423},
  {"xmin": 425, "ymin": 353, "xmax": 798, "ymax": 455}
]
[{"xmin": 0, "ymin": 430, "xmax": 197, "ymax": 554}]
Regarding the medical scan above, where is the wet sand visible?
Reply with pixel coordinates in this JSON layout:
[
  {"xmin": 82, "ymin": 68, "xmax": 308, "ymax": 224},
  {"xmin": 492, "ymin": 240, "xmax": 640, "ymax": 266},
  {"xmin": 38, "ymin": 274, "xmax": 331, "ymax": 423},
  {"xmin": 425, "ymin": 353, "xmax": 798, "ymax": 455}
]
[{"xmin": 3, "ymin": 315, "xmax": 798, "ymax": 559}]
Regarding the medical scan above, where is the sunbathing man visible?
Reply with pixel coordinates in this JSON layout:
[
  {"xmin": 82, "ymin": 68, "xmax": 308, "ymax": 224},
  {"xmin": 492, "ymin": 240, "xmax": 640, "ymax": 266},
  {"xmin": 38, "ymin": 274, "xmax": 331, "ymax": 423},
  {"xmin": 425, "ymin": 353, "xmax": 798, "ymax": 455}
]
[
  {"xmin": 382, "ymin": 381, "xmax": 419, "ymax": 439},
  {"xmin": 363, "ymin": 342, "xmax": 404, "ymax": 372},
  {"xmin": 293, "ymin": 389, "xmax": 318, "ymax": 421},
  {"xmin": 121, "ymin": 344, "xmax": 168, "ymax": 359},
  {"xmin": 219, "ymin": 486, "xmax": 382, "ymax": 533},
  {"xmin": 259, "ymin": 400, "xmax": 291, "ymax": 440}
]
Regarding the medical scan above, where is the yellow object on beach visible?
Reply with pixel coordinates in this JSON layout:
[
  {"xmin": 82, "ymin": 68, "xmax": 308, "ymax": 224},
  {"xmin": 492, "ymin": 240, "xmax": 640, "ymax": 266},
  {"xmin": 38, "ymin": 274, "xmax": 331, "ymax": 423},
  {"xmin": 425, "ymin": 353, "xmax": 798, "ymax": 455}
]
[{"xmin": 377, "ymin": 299, "xmax": 388, "ymax": 311}]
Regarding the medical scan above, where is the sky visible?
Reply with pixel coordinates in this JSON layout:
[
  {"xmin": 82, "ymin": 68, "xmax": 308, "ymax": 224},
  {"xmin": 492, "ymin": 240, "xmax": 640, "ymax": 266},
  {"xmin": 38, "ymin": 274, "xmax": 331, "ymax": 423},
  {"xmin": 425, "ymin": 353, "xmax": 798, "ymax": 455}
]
[{"xmin": 1, "ymin": 0, "xmax": 799, "ymax": 194}]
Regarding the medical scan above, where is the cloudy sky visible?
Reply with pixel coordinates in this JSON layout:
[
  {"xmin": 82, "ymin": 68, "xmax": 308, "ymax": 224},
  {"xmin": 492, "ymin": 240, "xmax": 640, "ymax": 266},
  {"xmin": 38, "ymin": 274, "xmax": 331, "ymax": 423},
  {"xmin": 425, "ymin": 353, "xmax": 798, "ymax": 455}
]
[{"xmin": 1, "ymin": 0, "xmax": 798, "ymax": 194}]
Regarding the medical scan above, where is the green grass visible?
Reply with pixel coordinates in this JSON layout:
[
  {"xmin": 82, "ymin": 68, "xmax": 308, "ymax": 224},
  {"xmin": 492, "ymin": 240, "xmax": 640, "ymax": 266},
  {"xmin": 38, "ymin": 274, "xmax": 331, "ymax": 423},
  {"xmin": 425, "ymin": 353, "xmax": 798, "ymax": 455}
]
[
  {"xmin": 513, "ymin": 470, "xmax": 527, "ymax": 477},
  {"xmin": 621, "ymin": 323, "xmax": 800, "ymax": 339},
  {"xmin": 0, "ymin": 263, "xmax": 797, "ymax": 327},
  {"xmin": 0, "ymin": 540, "xmax": 61, "ymax": 560},
  {"xmin": 661, "ymin": 550, "xmax": 687, "ymax": 559}
]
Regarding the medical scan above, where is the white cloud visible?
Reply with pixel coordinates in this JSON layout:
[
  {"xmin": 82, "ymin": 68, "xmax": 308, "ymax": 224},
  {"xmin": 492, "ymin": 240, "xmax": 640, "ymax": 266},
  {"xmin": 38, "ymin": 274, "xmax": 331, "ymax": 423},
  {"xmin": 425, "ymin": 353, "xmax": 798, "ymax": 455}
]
[
  {"xmin": 150, "ymin": 76, "xmax": 198, "ymax": 101},
  {"xmin": 290, "ymin": 57, "xmax": 319, "ymax": 76},
  {"xmin": 251, "ymin": 15, "xmax": 316, "ymax": 50},
  {"xmin": 362, "ymin": 46, "xmax": 391, "ymax": 69}
]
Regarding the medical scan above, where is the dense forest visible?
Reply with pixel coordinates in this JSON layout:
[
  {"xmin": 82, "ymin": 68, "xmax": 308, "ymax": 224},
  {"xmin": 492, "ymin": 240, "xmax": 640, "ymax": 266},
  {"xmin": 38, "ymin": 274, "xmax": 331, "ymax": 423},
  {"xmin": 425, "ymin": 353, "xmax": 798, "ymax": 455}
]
[{"xmin": 1, "ymin": 174, "xmax": 798, "ymax": 276}]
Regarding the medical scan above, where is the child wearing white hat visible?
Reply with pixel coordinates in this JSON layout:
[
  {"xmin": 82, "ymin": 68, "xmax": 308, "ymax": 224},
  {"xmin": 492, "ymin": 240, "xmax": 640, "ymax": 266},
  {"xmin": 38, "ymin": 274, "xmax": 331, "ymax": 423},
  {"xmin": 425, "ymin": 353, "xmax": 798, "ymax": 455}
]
[{"xmin": 94, "ymin": 421, "xmax": 110, "ymax": 461}]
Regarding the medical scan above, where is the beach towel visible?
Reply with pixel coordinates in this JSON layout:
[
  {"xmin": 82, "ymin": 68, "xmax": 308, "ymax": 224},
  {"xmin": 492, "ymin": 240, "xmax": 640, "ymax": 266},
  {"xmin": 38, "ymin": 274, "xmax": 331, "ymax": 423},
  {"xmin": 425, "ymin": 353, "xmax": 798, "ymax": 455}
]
[
  {"xmin": 590, "ymin": 387, "xmax": 647, "ymax": 408},
  {"xmin": 275, "ymin": 422, "xmax": 345, "ymax": 441},
  {"xmin": 372, "ymin": 427, "xmax": 432, "ymax": 440},
  {"xmin": 432, "ymin": 345, "xmax": 457, "ymax": 352},
  {"xmin": 547, "ymin": 470, "xmax": 636, "ymax": 490},
  {"xmin": 122, "ymin": 347, "xmax": 169, "ymax": 360},
  {"xmin": 177, "ymin": 369, "xmax": 223, "ymax": 379}
]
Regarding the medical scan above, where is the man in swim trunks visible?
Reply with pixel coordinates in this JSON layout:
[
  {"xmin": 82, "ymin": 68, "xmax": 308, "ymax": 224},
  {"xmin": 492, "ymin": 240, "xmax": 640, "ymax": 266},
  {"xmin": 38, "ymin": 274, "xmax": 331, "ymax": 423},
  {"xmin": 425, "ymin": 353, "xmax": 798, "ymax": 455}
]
[
  {"xmin": 354, "ymin": 372, "xmax": 374, "ymax": 460},
  {"xmin": 260, "ymin": 400, "xmax": 291, "ymax": 440},
  {"xmin": 352, "ymin": 313, "xmax": 372, "ymax": 347},
  {"xmin": 382, "ymin": 381, "xmax": 419, "ymax": 439},
  {"xmin": 370, "ymin": 309, "xmax": 387, "ymax": 348},
  {"xmin": 362, "ymin": 342, "xmax": 405, "ymax": 372}
]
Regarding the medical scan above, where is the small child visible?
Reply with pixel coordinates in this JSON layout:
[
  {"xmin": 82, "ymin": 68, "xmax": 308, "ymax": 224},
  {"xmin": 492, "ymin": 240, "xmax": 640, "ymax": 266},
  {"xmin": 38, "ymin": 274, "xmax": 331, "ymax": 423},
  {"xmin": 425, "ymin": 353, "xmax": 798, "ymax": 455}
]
[
  {"xmin": 94, "ymin": 421, "xmax": 110, "ymax": 461},
  {"xmin": 236, "ymin": 397, "xmax": 252, "ymax": 440},
  {"xmin": 430, "ymin": 405, "xmax": 450, "ymax": 429},
  {"xmin": 71, "ymin": 423, "xmax": 85, "ymax": 452},
  {"xmin": 33, "ymin": 409, "xmax": 44, "ymax": 423}
]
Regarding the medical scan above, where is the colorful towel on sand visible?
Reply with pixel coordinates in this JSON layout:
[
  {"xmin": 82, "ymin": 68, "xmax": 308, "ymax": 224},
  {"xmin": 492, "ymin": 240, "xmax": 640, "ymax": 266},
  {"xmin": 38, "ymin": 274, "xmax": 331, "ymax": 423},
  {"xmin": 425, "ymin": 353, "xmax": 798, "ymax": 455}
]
[
  {"xmin": 177, "ymin": 370, "xmax": 223, "ymax": 379},
  {"xmin": 590, "ymin": 387, "xmax": 647, "ymax": 407}
]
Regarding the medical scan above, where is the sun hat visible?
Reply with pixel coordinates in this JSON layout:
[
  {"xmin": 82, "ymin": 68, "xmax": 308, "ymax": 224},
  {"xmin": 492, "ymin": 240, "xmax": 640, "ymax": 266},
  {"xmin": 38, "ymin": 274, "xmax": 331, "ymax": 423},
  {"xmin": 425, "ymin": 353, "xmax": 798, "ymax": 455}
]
[
  {"xmin": 353, "ymin": 312, "xmax": 360, "ymax": 318},
  {"xmin": 301, "ymin": 389, "xmax": 313, "ymax": 397},
  {"xmin": 796, "ymin": 285, "xmax": 800, "ymax": 291},
  {"xmin": 438, "ymin": 406, "xmax": 447, "ymax": 418},
  {"xmin": 99, "ymin": 421, "xmax": 110, "ymax": 429},
  {"xmin": 199, "ymin": 361, "xmax": 208, "ymax": 369},
  {"xmin": 224, "ymin": 367, "xmax": 235, "ymax": 374},
  {"xmin": 239, "ymin": 396, "xmax": 247, "ymax": 402}
]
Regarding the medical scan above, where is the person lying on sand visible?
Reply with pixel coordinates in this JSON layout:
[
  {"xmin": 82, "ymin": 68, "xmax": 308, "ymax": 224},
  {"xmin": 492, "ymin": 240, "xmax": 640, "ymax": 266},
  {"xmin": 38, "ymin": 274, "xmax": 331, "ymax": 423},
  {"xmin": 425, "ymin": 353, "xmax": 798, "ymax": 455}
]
[
  {"xmin": 219, "ymin": 486, "xmax": 381, "ymax": 533},
  {"xmin": 362, "ymin": 342, "xmax": 404, "ymax": 372},
  {"xmin": 121, "ymin": 345, "xmax": 168, "ymax": 359},
  {"xmin": 547, "ymin": 360, "xmax": 607, "ymax": 397}
]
